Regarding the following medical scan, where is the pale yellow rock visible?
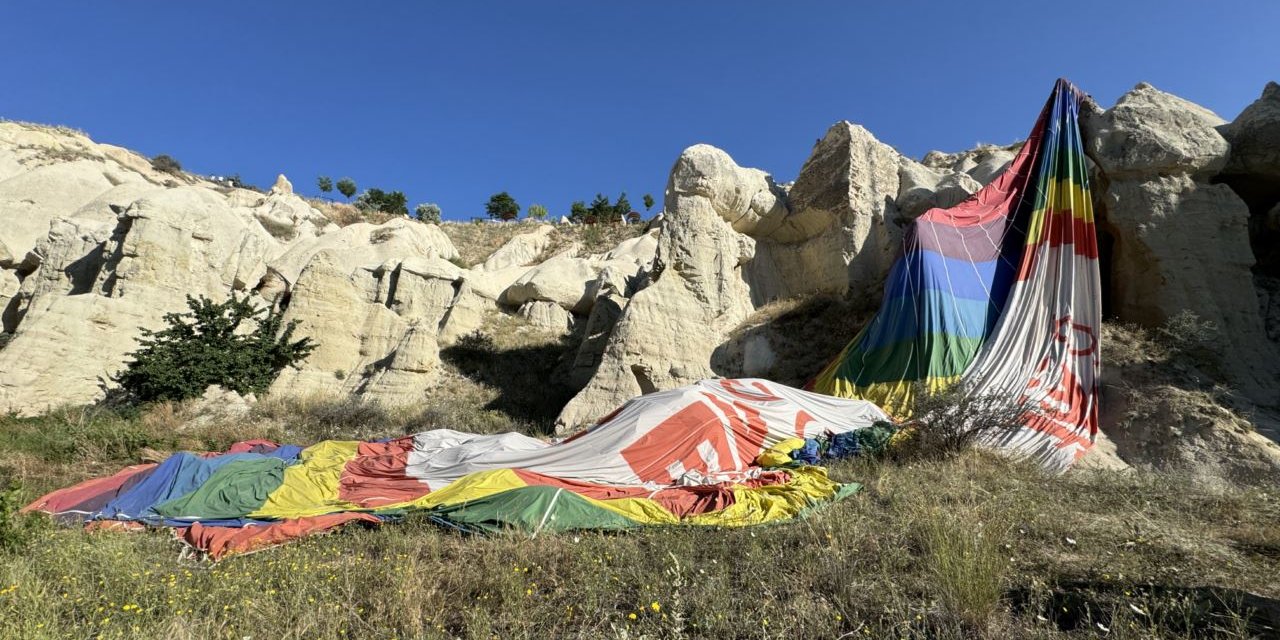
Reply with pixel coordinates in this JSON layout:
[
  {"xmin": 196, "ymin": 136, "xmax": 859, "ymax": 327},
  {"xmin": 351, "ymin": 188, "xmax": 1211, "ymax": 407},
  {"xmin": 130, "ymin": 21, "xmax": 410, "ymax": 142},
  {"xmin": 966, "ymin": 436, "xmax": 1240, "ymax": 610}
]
[
  {"xmin": 517, "ymin": 299, "xmax": 573, "ymax": 331},
  {"xmin": 438, "ymin": 284, "xmax": 496, "ymax": 346},
  {"xmin": 1084, "ymin": 82, "xmax": 1279, "ymax": 402},
  {"xmin": 557, "ymin": 146, "xmax": 762, "ymax": 430},
  {"xmin": 270, "ymin": 173, "xmax": 294, "ymax": 195},
  {"xmin": 361, "ymin": 324, "xmax": 440, "ymax": 405},
  {"xmin": 0, "ymin": 185, "xmax": 282, "ymax": 413},
  {"xmin": 0, "ymin": 160, "xmax": 116, "ymax": 260},
  {"xmin": 267, "ymin": 218, "xmax": 458, "ymax": 287},
  {"xmin": 480, "ymin": 224, "xmax": 555, "ymax": 271},
  {"xmin": 269, "ymin": 251, "xmax": 410, "ymax": 397}
]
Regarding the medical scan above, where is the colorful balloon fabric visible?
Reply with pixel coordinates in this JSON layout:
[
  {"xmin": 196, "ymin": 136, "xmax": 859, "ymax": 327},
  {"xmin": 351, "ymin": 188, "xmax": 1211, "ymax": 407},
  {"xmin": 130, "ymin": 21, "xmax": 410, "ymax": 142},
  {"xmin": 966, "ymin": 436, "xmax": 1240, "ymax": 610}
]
[
  {"xmin": 810, "ymin": 79, "xmax": 1101, "ymax": 471},
  {"xmin": 25, "ymin": 379, "xmax": 889, "ymax": 558}
]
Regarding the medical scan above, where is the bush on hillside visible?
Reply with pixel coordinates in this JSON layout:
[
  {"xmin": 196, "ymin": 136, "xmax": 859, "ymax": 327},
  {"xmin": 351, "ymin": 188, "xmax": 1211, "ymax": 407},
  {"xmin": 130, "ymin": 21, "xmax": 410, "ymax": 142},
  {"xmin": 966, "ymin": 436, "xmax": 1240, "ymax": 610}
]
[
  {"xmin": 150, "ymin": 154, "xmax": 182, "ymax": 175},
  {"xmin": 898, "ymin": 383, "xmax": 1024, "ymax": 460},
  {"xmin": 485, "ymin": 192, "xmax": 520, "ymax": 221},
  {"xmin": 354, "ymin": 188, "xmax": 410, "ymax": 217},
  {"xmin": 0, "ymin": 481, "xmax": 44, "ymax": 553},
  {"xmin": 114, "ymin": 294, "xmax": 315, "ymax": 403},
  {"xmin": 336, "ymin": 177, "xmax": 358, "ymax": 199},
  {"xmin": 415, "ymin": 202, "xmax": 442, "ymax": 223}
]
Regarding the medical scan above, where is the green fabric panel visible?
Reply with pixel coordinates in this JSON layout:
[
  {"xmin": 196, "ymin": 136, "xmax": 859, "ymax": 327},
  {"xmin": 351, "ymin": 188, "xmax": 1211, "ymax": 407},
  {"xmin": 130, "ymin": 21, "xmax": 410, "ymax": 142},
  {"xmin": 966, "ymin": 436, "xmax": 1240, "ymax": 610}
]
[
  {"xmin": 855, "ymin": 422, "xmax": 899, "ymax": 456},
  {"xmin": 428, "ymin": 486, "xmax": 638, "ymax": 533},
  {"xmin": 152, "ymin": 458, "xmax": 287, "ymax": 520},
  {"xmin": 835, "ymin": 333, "xmax": 985, "ymax": 386},
  {"xmin": 792, "ymin": 482, "xmax": 862, "ymax": 521}
]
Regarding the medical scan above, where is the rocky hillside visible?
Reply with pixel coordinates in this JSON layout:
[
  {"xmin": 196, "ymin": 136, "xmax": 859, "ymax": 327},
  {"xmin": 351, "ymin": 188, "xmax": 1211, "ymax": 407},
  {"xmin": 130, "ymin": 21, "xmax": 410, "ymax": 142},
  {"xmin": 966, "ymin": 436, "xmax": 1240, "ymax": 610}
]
[{"xmin": 2, "ymin": 81, "xmax": 1279, "ymax": 479}]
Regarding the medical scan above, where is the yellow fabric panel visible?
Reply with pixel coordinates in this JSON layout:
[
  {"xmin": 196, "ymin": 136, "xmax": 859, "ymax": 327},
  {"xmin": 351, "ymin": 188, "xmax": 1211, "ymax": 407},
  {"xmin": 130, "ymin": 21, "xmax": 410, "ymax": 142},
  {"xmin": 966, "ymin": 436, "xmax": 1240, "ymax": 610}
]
[
  {"xmin": 685, "ymin": 467, "xmax": 840, "ymax": 527},
  {"xmin": 822, "ymin": 376, "xmax": 958, "ymax": 419},
  {"xmin": 393, "ymin": 469, "xmax": 677, "ymax": 524},
  {"xmin": 399, "ymin": 469, "xmax": 527, "ymax": 510},
  {"xmin": 756, "ymin": 438, "xmax": 806, "ymax": 467},
  {"xmin": 251, "ymin": 440, "xmax": 360, "ymax": 519},
  {"xmin": 589, "ymin": 497, "xmax": 679, "ymax": 525},
  {"xmin": 1051, "ymin": 179, "xmax": 1091, "ymax": 221}
]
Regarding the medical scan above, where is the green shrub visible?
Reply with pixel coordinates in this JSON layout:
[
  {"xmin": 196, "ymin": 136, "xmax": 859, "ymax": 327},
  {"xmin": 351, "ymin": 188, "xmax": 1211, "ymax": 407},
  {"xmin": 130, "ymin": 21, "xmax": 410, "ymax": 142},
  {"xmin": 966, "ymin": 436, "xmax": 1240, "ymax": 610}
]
[
  {"xmin": 899, "ymin": 383, "xmax": 1024, "ymax": 460},
  {"xmin": 336, "ymin": 177, "xmax": 358, "ymax": 199},
  {"xmin": 485, "ymin": 192, "xmax": 520, "ymax": 221},
  {"xmin": 150, "ymin": 154, "xmax": 182, "ymax": 175},
  {"xmin": 354, "ymin": 188, "xmax": 410, "ymax": 216},
  {"xmin": 0, "ymin": 480, "xmax": 44, "ymax": 553},
  {"xmin": 114, "ymin": 294, "xmax": 315, "ymax": 403},
  {"xmin": 415, "ymin": 202, "xmax": 442, "ymax": 223},
  {"xmin": 317, "ymin": 175, "xmax": 333, "ymax": 193}
]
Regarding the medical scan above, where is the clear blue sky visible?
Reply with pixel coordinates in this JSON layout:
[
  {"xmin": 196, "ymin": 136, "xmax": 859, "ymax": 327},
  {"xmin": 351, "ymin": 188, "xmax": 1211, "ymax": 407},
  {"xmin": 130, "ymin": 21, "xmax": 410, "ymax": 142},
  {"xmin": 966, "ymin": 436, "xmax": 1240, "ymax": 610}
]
[{"xmin": 4, "ymin": 2, "xmax": 1277, "ymax": 220}]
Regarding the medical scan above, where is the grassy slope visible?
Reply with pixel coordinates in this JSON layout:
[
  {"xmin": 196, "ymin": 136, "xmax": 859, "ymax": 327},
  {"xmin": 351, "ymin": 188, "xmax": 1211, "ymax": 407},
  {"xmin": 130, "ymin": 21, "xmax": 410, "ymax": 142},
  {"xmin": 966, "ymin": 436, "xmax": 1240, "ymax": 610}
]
[
  {"xmin": 0, "ymin": 398, "xmax": 1277, "ymax": 639},
  {"xmin": 1, "ymin": 262, "xmax": 1277, "ymax": 638}
]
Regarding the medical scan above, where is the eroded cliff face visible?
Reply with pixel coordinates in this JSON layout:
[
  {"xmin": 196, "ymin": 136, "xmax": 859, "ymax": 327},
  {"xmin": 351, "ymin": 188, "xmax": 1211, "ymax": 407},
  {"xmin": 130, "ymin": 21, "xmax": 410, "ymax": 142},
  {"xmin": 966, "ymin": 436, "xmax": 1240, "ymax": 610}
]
[
  {"xmin": 555, "ymin": 81, "xmax": 1280, "ymax": 479},
  {"xmin": 2, "ymin": 79, "xmax": 1279, "ymax": 478}
]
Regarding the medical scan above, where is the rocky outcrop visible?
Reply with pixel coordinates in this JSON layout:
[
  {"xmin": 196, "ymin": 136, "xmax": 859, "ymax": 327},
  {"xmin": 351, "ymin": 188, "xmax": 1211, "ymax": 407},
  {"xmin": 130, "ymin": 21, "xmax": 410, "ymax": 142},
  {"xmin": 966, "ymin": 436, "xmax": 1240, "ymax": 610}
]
[
  {"xmin": 1220, "ymin": 82, "xmax": 1280, "ymax": 182},
  {"xmin": 0, "ymin": 187, "xmax": 283, "ymax": 414},
  {"xmin": 556, "ymin": 145, "xmax": 782, "ymax": 429},
  {"xmin": 749, "ymin": 123, "xmax": 904, "ymax": 303},
  {"xmin": 1217, "ymin": 82, "xmax": 1280, "ymax": 279},
  {"xmin": 896, "ymin": 161, "xmax": 982, "ymax": 220},
  {"xmin": 480, "ymin": 224, "xmax": 554, "ymax": 271},
  {"xmin": 1083, "ymin": 82, "xmax": 1280, "ymax": 402},
  {"xmin": 922, "ymin": 143, "xmax": 1018, "ymax": 186}
]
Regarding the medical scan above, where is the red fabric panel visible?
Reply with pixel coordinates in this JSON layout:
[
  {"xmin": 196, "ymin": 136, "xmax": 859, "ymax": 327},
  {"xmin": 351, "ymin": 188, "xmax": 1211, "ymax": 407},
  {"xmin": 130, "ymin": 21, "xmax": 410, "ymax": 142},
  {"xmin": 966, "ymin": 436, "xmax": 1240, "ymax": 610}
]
[
  {"xmin": 336, "ymin": 437, "xmax": 430, "ymax": 508},
  {"xmin": 22, "ymin": 463, "xmax": 156, "ymax": 515},
  {"xmin": 178, "ymin": 513, "xmax": 382, "ymax": 559},
  {"xmin": 225, "ymin": 439, "xmax": 284, "ymax": 455},
  {"xmin": 512, "ymin": 469, "xmax": 652, "ymax": 500},
  {"xmin": 619, "ymin": 401, "xmax": 737, "ymax": 483}
]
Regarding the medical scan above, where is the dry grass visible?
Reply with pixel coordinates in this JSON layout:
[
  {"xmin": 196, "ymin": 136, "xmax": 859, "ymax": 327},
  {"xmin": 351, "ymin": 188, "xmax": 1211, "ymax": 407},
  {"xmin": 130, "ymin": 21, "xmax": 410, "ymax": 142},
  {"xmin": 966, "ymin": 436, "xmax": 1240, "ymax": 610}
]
[
  {"xmin": 308, "ymin": 200, "xmax": 401, "ymax": 228},
  {"xmin": 439, "ymin": 221, "xmax": 645, "ymax": 268},
  {"xmin": 1, "ymin": 433, "xmax": 1277, "ymax": 639}
]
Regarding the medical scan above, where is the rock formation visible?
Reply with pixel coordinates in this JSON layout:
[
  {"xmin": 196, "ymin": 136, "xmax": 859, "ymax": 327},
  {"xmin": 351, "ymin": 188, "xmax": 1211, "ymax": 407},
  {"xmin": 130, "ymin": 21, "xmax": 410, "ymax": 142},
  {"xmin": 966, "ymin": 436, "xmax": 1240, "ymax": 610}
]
[
  {"xmin": 3, "ymin": 80, "xmax": 1279, "ymax": 479},
  {"xmin": 1082, "ymin": 83, "xmax": 1280, "ymax": 403}
]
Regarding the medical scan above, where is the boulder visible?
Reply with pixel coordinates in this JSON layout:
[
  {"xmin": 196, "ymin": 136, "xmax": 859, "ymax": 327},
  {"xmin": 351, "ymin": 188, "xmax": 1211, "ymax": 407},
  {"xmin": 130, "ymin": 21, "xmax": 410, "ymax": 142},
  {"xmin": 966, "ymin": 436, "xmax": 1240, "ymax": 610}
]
[
  {"xmin": 8, "ymin": 217, "xmax": 114, "ymax": 327},
  {"xmin": 1220, "ymin": 81, "xmax": 1280, "ymax": 181},
  {"xmin": 360, "ymin": 324, "xmax": 441, "ymax": 405},
  {"xmin": 240, "ymin": 191, "xmax": 334, "ymax": 241},
  {"xmin": 896, "ymin": 160, "xmax": 982, "ymax": 220},
  {"xmin": 568, "ymin": 290, "xmax": 627, "ymax": 387},
  {"xmin": 517, "ymin": 300, "xmax": 573, "ymax": 331},
  {"xmin": 269, "ymin": 251, "xmax": 410, "ymax": 397},
  {"xmin": 556, "ymin": 146, "xmax": 764, "ymax": 431},
  {"xmin": 184, "ymin": 385, "xmax": 256, "ymax": 428},
  {"xmin": 751, "ymin": 123, "xmax": 904, "ymax": 302},
  {"xmin": 500, "ymin": 227, "xmax": 654, "ymax": 314},
  {"xmin": 480, "ymin": 224, "xmax": 555, "ymax": 271},
  {"xmin": 438, "ymin": 284, "xmax": 496, "ymax": 346},
  {"xmin": 922, "ymin": 143, "xmax": 1019, "ymax": 186},
  {"xmin": 1085, "ymin": 82, "xmax": 1229, "ymax": 179},
  {"xmin": 461, "ymin": 265, "xmax": 532, "ymax": 302},
  {"xmin": 383, "ymin": 256, "xmax": 464, "ymax": 328},
  {"xmin": 270, "ymin": 173, "xmax": 294, "ymax": 195},
  {"xmin": 266, "ymin": 217, "xmax": 458, "ymax": 288},
  {"xmin": 502, "ymin": 256, "xmax": 610, "ymax": 313},
  {"xmin": 1083, "ymin": 83, "xmax": 1279, "ymax": 402}
]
